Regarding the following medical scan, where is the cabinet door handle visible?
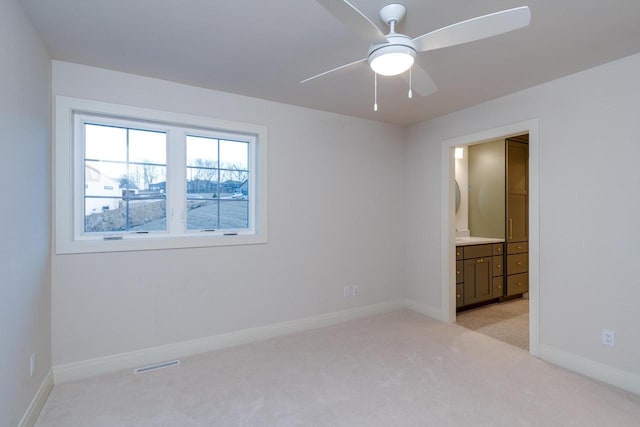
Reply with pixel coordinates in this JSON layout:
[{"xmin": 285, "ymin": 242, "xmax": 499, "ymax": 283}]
[
  {"xmin": 508, "ymin": 219, "xmax": 513, "ymax": 240},
  {"xmin": 456, "ymin": 294, "xmax": 461, "ymax": 299},
  {"xmin": 497, "ymin": 264, "xmax": 501, "ymax": 268},
  {"xmin": 497, "ymin": 285, "xmax": 502, "ymax": 289},
  {"xmin": 517, "ymin": 261, "xmax": 522, "ymax": 266}
]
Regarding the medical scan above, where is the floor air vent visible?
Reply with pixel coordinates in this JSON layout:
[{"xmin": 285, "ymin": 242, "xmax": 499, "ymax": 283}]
[{"xmin": 134, "ymin": 360, "xmax": 180, "ymax": 374}]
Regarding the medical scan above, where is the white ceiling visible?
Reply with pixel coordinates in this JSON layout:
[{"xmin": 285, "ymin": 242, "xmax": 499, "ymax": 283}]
[{"xmin": 19, "ymin": 0, "xmax": 640, "ymax": 126}]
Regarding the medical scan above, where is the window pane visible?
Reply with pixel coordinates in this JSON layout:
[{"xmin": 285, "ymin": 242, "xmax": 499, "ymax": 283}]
[
  {"xmin": 219, "ymin": 200, "xmax": 249, "ymax": 229},
  {"xmin": 129, "ymin": 129, "xmax": 166, "ymax": 164},
  {"xmin": 84, "ymin": 161, "xmax": 127, "ymax": 197},
  {"xmin": 85, "ymin": 124, "xmax": 127, "ymax": 161},
  {"xmin": 84, "ymin": 123, "xmax": 167, "ymax": 234},
  {"xmin": 219, "ymin": 169, "xmax": 248, "ymax": 199},
  {"xmin": 186, "ymin": 135, "xmax": 220, "ymax": 232},
  {"xmin": 186, "ymin": 200, "xmax": 218, "ymax": 230},
  {"xmin": 85, "ymin": 197, "xmax": 123, "ymax": 232},
  {"xmin": 127, "ymin": 199, "xmax": 167, "ymax": 232},
  {"xmin": 187, "ymin": 135, "xmax": 218, "ymax": 167},
  {"xmin": 85, "ymin": 197, "xmax": 122, "ymax": 218},
  {"xmin": 187, "ymin": 166, "xmax": 218, "ymax": 196},
  {"xmin": 128, "ymin": 164, "xmax": 167, "ymax": 193},
  {"xmin": 84, "ymin": 197, "xmax": 167, "ymax": 233},
  {"xmin": 220, "ymin": 140, "xmax": 248, "ymax": 170}
]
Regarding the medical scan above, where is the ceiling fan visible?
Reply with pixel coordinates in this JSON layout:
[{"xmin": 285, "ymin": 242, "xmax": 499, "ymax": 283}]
[{"xmin": 302, "ymin": 1, "xmax": 531, "ymax": 107}]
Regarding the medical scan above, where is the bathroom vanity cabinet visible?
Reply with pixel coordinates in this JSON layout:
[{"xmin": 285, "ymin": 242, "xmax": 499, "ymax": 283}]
[{"xmin": 456, "ymin": 242, "xmax": 504, "ymax": 308}]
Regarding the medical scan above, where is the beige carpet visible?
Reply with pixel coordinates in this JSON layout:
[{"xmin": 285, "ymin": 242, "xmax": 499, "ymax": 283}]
[
  {"xmin": 36, "ymin": 310, "xmax": 640, "ymax": 427},
  {"xmin": 456, "ymin": 298, "xmax": 529, "ymax": 350}
]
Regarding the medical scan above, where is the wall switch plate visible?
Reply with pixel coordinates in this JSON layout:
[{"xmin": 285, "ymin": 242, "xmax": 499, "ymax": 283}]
[
  {"xmin": 343, "ymin": 286, "xmax": 350, "ymax": 297},
  {"xmin": 30, "ymin": 353, "xmax": 36, "ymax": 377},
  {"xmin": 353, "ymin": 285, "xmax": 359, "ymax": 296},
  {"xmin": 602, "ymin": 329, "xmax": 615, "ymax": 347}
]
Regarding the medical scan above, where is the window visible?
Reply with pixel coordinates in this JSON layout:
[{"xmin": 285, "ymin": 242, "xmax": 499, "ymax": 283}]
[
  {"xmin": 185, "ymin": 135, "xmax": 249, "ymax": 231},
  {"xmin": 83, "ymin": 123, "xmax": 168, "ymax": 233},
  {"xmin": 55, "ymin": 96, "xmax": 267, "ymax": 253}
]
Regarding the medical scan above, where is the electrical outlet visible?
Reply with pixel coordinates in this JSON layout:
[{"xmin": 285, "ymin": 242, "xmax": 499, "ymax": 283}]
[
  {"xmin": 343, "ymin": 286, "xmax": 350, "ymax": 297},
  {"xmin": 30, "ymin": 353, "xmax": 36, "ymax": 377},
  {"xmin": 353, "ymin": 285, "xmax": 359, "ymax": 296},
  {"xmin": 602, "ymin": 329, "xmax": 615, "ymax": 347}
]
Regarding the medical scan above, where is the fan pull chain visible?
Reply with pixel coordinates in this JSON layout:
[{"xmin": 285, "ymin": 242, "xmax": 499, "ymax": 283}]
[
  {"xmin": 374, "ymin": 72, "xmax": 378, "ymax": 111},
  {"xmin": 408, "ymin": 67, "xmax": 413, "ymax": 99}
]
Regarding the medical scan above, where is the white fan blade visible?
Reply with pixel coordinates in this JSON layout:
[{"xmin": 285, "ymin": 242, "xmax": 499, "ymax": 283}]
[
  {"xmin": 301, "ymin": 58, "xmax": 367, "ymax": 84},
  {"xmin": 413, "ymin": 6, "xmax": 531, "ymax": 53},
  {"xmin": 316, "ymin": 0, "xmax": 388, "ymax": 43},
  {"xmin": 401, "ymin": 64, "xmax": 438, "ymax": 97}
]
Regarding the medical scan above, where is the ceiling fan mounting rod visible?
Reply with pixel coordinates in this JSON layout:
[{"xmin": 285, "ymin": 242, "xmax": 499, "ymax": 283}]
[{"xmin": 380, "ymin": 3, "xmax": 407, "ymax": 27}]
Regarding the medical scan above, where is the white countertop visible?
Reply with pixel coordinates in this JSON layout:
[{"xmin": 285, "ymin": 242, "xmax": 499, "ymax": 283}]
[{"xmin": 455, "ymin": 236, "xmax": 505, "ymax": 246}]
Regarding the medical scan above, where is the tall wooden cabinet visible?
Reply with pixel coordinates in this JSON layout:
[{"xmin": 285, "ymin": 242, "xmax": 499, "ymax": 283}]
[{"xmin": 505, "ymin": 138, "xmax": 529, "ymax": 296}]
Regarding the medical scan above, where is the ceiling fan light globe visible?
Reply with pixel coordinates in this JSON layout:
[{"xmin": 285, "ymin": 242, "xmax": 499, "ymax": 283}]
[
  {"xmin": 370, "ymin": 51, "xmax": 415, "ymax": 76},
  {"xmin": 368, "ymin": 41, "xmax": 417, "ymax": 76}
]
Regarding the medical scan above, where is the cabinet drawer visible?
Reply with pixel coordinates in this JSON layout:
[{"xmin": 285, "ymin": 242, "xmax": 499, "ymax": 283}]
[
  {"xmin": 463, "ymin": 244, "xmax": 492, "ymax": 259},
  {"xmin": 507, "ymin": 242, "xmax": 528, "ymax": 254},
  {"xmin": 492, "ymin": 243, "xmax": 504, "ymax": 256},
  {"xmin": 456, "ymin": 284, "xmax": 464, "ymax": 308},
  {"xmin": 456, "ymin": 247, "xmax": 463, "ymax": 260},
  {"xmin": 492, "ymin": 256, "xmax": 504, "ymax": 277},
  {"xmin": 456, "ymin": 261, "xmax": 463, "ymax": 284},
  {"xmin": 493, "ymin": 276, "xmax": 504, "ymax": 297},
  {"xmin": 507, "ymin": 273, "xmax": 528, "ymax": 296},
  {"xmin": 507, "ymin": 253, "xmax": 528, "ymax": 275}
]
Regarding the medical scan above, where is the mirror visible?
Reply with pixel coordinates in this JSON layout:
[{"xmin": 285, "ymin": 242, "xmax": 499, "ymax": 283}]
[{"xmin": 455, "ymin": 180, "xmax": 461, "ymax": 213}]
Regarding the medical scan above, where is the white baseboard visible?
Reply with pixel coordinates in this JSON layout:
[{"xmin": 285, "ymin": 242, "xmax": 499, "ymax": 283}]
[
  {"xmin": 18, "ymin": 369, "xmax": 53, "ymax": 427},
  {"xmin": 540, "ymin": 344, "xmax": 640, "ymax": 395},
  {"xmin": 49, "ymin": 299, "xmax": 640, "ymax": 400},
  {"xmin": 403, "ymin": 299, "xmax": 442, "ymax": 320},
  {"xmin": 54, "ymin": 299, "xmax": 405, "ymax": 383}
]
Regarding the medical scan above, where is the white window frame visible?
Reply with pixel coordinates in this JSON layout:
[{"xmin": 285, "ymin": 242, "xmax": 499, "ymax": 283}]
[{"xmin": 55, "ymin": 96, "xmax": 268, "ymax": 254}]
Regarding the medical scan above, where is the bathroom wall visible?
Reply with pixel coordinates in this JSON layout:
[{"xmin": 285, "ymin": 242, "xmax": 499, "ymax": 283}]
[{"xmin": 454, "ymin": 147, "xmax": 469, "ymax": 234}]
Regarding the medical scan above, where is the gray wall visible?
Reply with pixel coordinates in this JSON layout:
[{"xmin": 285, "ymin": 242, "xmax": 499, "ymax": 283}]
[
  {"xmin": 406, "ymin": 52, "xmax": 640, "ymax": 379},
  {"xmin": 51, "ymin": 61, "xmax": 407, "ymax": 366},
  {"xmin": 0, "ymin": 0, "xmax": 51, "ymax": 425}
]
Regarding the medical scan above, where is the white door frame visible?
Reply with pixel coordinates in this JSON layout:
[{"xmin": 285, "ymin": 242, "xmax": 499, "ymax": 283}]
[{"xmin": 440, "ymin": 119, "xmax": 540, "ymax": 357}]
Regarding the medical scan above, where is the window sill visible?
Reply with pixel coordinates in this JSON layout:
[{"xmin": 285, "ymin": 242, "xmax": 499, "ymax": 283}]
[{"xmin": 55, "ymin": 231, "xmax": 268, "ymax": 254}]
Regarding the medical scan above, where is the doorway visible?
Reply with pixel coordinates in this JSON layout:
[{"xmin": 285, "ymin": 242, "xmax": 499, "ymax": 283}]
[
  {"xmin": 439, "ymin": 120, "xmax": 540, "ymax": 357},
  {"xmin": 454, "ymin": 136, "xmax": 529, "ymax": 350}
]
